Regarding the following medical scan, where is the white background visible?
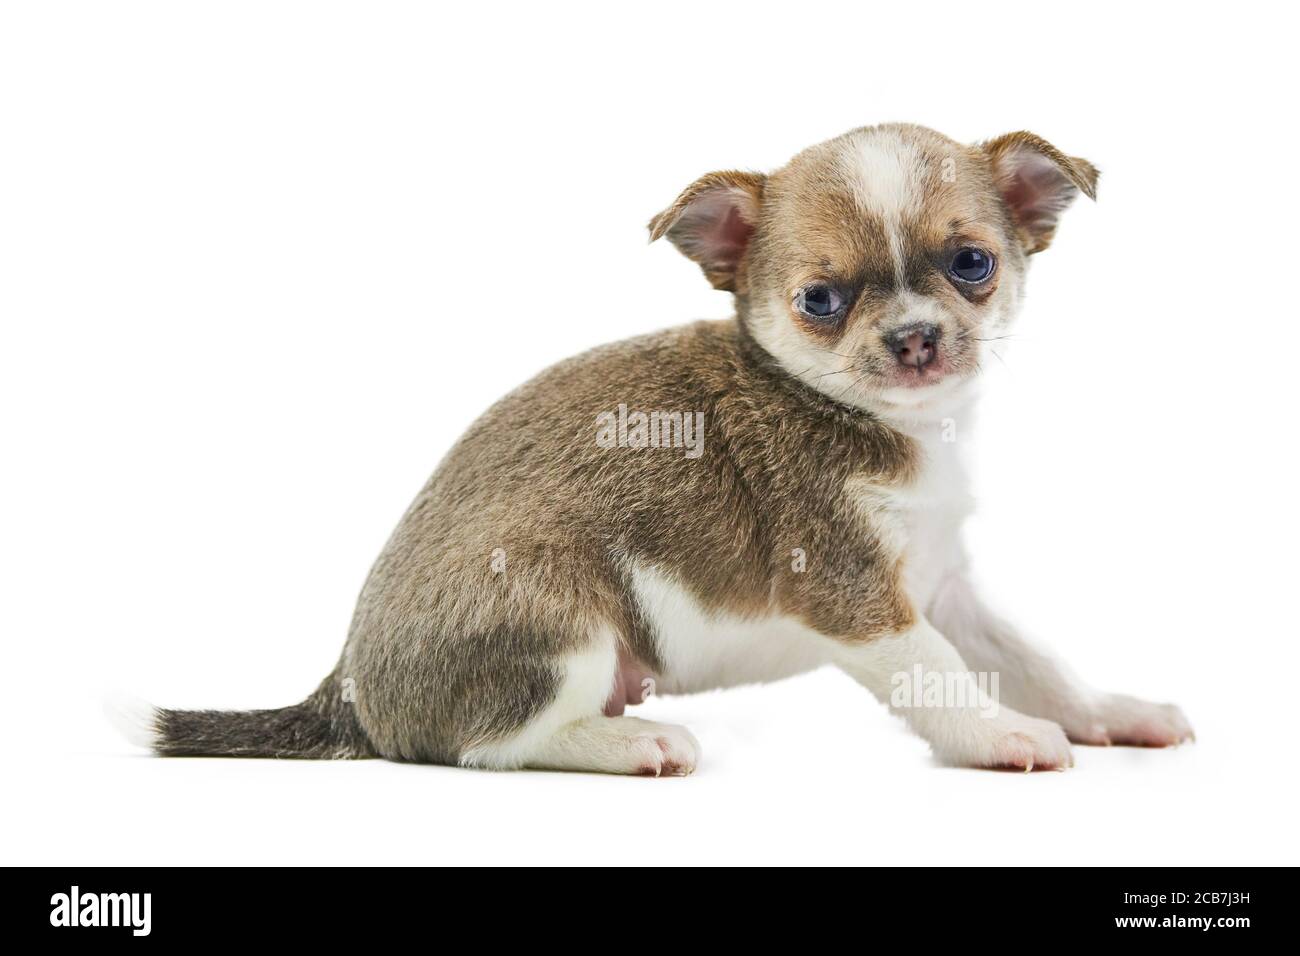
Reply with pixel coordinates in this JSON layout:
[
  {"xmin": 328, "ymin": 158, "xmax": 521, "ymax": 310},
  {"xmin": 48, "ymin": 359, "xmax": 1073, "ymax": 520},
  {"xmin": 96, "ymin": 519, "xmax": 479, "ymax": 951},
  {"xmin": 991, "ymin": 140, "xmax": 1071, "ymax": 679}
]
[{"xmin": 3, "ymin": 1, "xmax": 1297, "ymax": 866}]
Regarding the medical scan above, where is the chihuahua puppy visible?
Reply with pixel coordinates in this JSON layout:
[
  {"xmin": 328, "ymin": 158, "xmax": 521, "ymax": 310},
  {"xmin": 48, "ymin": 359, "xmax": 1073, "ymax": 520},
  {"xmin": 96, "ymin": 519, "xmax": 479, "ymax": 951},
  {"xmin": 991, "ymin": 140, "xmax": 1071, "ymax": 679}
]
[{"xmin": 132, "ymin": 123, "xmax": 1191, "ymax": 773}]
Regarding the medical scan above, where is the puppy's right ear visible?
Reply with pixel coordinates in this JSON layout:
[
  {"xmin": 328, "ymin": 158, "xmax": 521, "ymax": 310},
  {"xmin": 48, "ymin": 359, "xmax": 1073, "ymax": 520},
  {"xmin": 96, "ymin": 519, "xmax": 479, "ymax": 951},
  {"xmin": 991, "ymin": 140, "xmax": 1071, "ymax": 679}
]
[{"xmin": 648, "ymin": 171, "xmax": 765, "ymax": 292}]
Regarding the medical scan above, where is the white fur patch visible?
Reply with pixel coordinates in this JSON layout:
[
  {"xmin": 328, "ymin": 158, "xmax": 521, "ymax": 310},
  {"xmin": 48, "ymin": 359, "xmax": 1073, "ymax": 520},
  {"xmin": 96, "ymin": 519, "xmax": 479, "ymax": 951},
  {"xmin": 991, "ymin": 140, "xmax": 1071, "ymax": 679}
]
[
  {"xmin": 846, "ymin": 407, "xmax": 976, "ymax": 610},
  {"xmin": 459, "ymin": 629, "xmax": 618, "ymax": 770},
  {"xmin": 840, "ymin": 128, "xmax": 925, "ymax": 286},
  {"xmin": 629, "ymin": 560, "xmax": 833, "ymax": 693},
  {"xmin": 104, "ymin": 694, "xmax": 160, "ymax": 752},
  {"xmin": 840, "ymin": 129, "xmax": 924, "ymax": 223}
]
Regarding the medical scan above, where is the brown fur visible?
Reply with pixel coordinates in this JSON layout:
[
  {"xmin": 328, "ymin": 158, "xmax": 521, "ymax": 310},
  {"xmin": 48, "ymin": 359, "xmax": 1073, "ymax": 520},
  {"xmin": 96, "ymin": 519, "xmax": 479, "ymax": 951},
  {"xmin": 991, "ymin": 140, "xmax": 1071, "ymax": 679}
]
[{"xmin": 341, "ymin": 319, "xmax": 916, "ymax": 762}]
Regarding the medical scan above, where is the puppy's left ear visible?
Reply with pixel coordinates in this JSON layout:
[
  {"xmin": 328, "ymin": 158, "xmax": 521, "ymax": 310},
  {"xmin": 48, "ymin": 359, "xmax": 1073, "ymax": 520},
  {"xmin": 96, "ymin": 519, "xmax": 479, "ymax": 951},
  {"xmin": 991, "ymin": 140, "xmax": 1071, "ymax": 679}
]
[
  {"xmin": 648, "ymin": 171, "xmax": 766, "ymax": 292},
  {"xmin": 981, "ymin": 132, "xmax": 1098, "ymax": 254}
]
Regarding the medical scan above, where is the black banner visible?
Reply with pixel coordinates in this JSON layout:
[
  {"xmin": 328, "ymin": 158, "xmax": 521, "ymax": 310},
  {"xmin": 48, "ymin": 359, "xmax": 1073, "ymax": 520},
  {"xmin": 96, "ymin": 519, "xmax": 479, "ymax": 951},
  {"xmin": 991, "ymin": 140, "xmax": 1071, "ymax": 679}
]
[{"xmin": 14, "ymin": 867, "xmax": 1286, "ymax": 942}]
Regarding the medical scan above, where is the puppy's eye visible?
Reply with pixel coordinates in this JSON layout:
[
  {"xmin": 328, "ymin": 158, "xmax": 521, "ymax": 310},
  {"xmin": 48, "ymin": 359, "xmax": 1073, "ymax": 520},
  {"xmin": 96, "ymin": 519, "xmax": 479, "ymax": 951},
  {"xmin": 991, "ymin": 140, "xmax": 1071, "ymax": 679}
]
[
  {"xmin": 794, "ymin": 284, "xmax": 844, "ymax": 321},
  {"xmin": 949, "ymin": 248, "xmax": 995, "ymax": 283}
]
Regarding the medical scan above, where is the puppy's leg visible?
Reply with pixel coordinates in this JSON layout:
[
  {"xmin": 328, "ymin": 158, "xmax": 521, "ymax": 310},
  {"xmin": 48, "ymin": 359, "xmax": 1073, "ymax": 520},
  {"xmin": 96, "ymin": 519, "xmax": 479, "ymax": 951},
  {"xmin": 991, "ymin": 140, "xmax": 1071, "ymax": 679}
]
[
  {"xmin": 457, "ymin": 629, "xmax": 698, "ymax": 776},
  {"xmin": 522, "ymin": 715, "xmax": 699, "ymax": 776},
  {"xmin": 928, "ymin": 573, "xmax": 1193, "ymax": 747},
  {"xmin": 834, "ymin": 619, "xmax": 1073, "ymax": 770}
]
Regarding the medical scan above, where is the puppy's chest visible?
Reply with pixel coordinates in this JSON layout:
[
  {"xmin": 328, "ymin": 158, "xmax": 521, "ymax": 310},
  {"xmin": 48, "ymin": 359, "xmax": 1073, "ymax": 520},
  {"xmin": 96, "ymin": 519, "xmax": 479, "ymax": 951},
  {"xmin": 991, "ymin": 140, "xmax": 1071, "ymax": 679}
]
[{"xmin": 846, "ymin": 436, "xmax": 974, "ymax": 607}]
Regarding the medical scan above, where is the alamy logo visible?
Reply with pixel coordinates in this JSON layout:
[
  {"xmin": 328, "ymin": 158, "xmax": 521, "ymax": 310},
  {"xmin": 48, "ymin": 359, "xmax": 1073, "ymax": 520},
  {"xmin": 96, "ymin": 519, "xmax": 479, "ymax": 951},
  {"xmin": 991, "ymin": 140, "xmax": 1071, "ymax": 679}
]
[
  {"xmin": 50, "ymin": 886, "xmax": 151, "ymax": 936},
  {"xmin": 595, "ymin": 404, "xmax": 705, "ymax": 459},
  {"xmin": 890, "ymin": 666, "xmax": 1001, "ymax": 718}
]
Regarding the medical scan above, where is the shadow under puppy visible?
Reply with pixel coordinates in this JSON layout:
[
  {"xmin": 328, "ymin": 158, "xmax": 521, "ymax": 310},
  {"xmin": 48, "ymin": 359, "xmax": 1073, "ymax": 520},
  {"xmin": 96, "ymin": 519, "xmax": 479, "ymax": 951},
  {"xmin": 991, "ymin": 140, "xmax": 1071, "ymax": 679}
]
[{"xmin": 131, "ymin": 123, "xmax": 1193, "ymax": 774}]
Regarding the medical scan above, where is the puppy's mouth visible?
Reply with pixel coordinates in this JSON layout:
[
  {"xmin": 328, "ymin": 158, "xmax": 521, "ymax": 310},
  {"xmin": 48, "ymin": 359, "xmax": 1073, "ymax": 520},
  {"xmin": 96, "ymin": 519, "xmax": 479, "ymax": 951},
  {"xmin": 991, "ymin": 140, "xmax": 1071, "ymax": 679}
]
[
  {"xmin": 885, "ymin": 356, "xmax": 952, "ymax": 389},
  {"xmin": 799, "ymin": 343, "xmax": 973, "ymax": 408}
]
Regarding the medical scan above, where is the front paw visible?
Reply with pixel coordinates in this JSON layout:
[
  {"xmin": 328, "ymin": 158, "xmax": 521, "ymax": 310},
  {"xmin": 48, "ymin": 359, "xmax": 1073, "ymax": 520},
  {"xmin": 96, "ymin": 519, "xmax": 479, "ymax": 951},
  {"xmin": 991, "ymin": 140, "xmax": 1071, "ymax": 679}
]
[
  {"xmin": 1064, "ymin": 694, "xmax": 1194, "ymax": 747},
  {"xmin": 937, "ymin": 710, "xmax": 1074, "ymax": 772}
]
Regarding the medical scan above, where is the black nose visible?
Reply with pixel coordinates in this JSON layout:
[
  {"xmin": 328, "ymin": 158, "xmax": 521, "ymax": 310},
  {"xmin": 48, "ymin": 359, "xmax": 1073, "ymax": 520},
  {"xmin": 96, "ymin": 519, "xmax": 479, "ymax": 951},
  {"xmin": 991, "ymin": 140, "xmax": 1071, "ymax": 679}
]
[{"xmin": 884, "ymin": 323, "xmax": 941, "ymax": 369}]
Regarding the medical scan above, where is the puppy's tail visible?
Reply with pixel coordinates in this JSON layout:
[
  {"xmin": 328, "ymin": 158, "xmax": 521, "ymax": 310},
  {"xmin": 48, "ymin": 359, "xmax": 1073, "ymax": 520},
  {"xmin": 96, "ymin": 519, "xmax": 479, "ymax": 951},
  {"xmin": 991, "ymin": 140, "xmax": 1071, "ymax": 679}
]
[{"xmin": 107, "ymin": 672, "xmax": 375, "ymax": 759}]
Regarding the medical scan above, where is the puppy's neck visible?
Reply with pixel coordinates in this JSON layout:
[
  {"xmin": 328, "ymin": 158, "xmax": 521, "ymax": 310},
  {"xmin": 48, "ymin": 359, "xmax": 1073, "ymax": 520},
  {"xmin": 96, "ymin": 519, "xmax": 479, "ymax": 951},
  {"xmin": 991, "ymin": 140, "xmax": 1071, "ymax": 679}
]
[{"xmin": 867, "ymin": 380, "xmax": 981, "ymax": 441}]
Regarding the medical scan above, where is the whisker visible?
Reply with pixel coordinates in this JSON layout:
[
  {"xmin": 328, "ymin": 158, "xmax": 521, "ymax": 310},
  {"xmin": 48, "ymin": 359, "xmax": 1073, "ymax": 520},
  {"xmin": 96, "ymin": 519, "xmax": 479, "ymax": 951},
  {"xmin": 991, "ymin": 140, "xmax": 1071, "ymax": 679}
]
[
  {"xmin": 812, "ymin": 364, "xmax": 858, "ymax": 381},
  {"xmin": 809, "ymin": 346, "xmax": 856, "ymax": 360},
  {"xmin": 955, "ymin": 329, "xmax": 1016, "ymax": 344}
]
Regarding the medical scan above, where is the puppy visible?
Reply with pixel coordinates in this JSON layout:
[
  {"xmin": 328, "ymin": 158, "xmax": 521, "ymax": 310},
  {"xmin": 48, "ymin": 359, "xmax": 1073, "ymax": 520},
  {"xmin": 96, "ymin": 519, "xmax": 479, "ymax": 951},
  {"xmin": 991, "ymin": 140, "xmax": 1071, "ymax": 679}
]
[{"xmin": 130, "ymin": 123, "xmax": 1192, "ymax": 773}]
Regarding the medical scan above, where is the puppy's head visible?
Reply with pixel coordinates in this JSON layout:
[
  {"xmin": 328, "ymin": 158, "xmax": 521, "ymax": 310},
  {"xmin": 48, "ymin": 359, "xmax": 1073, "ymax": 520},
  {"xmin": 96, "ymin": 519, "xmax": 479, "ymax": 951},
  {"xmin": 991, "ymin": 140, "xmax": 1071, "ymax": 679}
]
[{"xmin": 650, "ymin": 124, "xmax": 1096, "ymax": 420}]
